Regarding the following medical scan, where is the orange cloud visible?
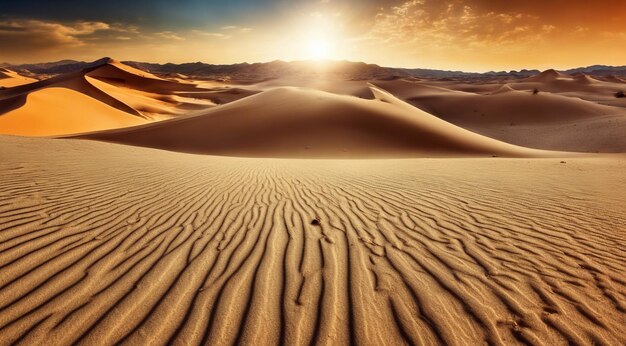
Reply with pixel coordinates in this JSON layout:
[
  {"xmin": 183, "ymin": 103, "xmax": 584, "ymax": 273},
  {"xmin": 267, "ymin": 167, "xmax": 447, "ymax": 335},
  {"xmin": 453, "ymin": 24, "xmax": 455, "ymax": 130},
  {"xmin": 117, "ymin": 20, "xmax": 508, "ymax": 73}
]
[
  {"xmin": 357, "ymin": 0, "xmax": 626, "ymax": 70},
  {"xmin": 0, "ymin": 20, "xmax": 110, "ymax": 47}
]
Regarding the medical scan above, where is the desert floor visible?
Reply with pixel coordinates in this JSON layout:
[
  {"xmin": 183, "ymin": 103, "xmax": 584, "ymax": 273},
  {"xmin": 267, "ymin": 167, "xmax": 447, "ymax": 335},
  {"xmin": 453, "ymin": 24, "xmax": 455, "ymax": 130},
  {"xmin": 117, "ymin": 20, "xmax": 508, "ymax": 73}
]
[{"xmin": 0, "ymin": 136, "xmax": 624, "ymax": 345}]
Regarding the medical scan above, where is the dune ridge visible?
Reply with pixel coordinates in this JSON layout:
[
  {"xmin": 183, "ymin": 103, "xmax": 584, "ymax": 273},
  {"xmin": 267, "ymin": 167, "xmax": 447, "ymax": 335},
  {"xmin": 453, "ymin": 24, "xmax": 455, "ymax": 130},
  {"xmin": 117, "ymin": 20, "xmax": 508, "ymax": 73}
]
[{"xmin": 0, "ymin": 135, "xmax": 624, "ymax": 345}]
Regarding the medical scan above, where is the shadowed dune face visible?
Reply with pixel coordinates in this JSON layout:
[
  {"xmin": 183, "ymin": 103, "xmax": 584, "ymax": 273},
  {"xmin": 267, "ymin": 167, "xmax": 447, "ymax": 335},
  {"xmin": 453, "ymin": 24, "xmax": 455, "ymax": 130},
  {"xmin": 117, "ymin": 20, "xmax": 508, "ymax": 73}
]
[
  {"xmin": 75, "ymin": 87, "xmax": 543, "ymax": 158},
  {"xmin": 0, "ymin": 135, "xmax": 624, "ymax": 345}
]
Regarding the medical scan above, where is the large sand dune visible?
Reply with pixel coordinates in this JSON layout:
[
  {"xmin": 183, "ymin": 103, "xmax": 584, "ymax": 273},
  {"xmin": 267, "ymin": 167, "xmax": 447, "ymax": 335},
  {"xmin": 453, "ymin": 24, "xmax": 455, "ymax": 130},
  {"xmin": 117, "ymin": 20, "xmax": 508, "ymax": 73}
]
[
  {"xmin": 75, "ymin": 87, "xmax": 543, "ymax": 158},
  {"xmin": 0, "ymin": 135, "xmax": 624, "ymax": 345}
]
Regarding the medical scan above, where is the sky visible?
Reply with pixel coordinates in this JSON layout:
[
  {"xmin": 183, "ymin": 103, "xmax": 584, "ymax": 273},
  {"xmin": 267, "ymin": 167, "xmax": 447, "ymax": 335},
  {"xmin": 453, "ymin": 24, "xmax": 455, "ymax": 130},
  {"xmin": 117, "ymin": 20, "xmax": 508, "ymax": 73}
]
[{"xmin": 0, "ymin": 0, "xmax": 625, "ymax": 71}]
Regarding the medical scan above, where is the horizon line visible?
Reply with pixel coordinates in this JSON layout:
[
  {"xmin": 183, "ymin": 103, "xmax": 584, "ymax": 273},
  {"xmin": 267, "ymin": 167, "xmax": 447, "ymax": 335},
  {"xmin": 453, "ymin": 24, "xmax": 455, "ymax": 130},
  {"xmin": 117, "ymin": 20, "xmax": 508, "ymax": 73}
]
[{"xmin": 3, "ymin": 56, "xmax": 626, "ymax": 75}]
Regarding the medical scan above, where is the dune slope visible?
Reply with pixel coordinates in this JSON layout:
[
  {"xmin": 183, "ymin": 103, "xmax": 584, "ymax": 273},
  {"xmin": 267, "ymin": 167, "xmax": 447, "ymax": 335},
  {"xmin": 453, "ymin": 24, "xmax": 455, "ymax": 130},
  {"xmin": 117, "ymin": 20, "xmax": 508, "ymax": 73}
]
[
  {"xmin": 0, "ymin": 135, "xmax": 624, "ymax": 345},
  {"xmin": 0, "ymin": 88, "xmax": 147, "ymax": 136},
  {"xmin": 77, "ymin": 87, "xmax": 542, "ymax": 158}
]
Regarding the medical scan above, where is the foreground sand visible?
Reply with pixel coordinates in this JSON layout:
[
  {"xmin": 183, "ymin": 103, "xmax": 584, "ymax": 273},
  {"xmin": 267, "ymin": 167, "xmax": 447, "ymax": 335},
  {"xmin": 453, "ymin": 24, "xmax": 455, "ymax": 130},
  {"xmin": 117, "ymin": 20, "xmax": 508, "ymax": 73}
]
[{"xmin": 0, "ymin": 136, "xmax": 625, "ymax": 345}]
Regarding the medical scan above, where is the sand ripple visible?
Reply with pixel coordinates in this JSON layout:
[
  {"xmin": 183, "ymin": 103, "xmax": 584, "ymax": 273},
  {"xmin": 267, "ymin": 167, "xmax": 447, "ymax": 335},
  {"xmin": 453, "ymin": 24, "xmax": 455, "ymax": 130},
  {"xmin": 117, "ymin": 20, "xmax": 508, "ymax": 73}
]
[{"xmin": 0, "ymin": 137, "xmax": 625, "ymax": 345}]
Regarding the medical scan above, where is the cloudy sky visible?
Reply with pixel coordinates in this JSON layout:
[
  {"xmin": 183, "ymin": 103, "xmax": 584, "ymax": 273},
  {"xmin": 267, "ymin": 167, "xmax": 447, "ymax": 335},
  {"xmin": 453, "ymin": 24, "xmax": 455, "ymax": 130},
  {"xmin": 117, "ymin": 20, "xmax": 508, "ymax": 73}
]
[{"xmin": 1, "ymin": 0, "xmax": 624, "ymax": 71}]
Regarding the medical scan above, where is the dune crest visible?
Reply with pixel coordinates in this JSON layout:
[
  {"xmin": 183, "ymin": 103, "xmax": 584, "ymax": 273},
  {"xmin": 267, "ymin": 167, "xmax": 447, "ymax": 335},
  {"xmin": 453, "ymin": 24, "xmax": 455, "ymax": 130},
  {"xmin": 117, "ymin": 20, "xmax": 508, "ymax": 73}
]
[{"xmin": 572, "ymin": 73, "xmax": 601, "ymax": 84}]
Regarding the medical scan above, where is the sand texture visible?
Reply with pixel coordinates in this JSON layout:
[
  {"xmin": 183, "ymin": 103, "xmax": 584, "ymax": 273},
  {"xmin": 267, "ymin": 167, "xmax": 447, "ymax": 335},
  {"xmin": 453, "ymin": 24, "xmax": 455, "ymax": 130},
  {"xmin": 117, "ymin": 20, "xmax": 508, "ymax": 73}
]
[{"xmin": 0, "ymin": 136, "xmax": 625, "ymax": 345}]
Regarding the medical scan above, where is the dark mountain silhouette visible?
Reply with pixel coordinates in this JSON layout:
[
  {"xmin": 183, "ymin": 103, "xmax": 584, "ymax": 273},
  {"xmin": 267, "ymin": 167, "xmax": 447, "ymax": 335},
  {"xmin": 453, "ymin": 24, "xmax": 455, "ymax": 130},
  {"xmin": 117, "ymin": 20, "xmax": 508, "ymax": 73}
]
[{"xmin": 4, "ymin": 58, "xmax": 625, "ymax": 81}]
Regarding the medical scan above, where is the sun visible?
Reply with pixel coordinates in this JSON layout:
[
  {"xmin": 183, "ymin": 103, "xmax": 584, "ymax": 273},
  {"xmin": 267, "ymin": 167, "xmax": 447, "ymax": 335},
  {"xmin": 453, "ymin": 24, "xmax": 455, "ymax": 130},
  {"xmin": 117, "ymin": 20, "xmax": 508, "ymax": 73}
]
[
  {"xmin": 307, "ymin": 36, "xmax": 332, "ymax": 60},
  {"xmin": 289, "ymin": 12, "xmax": 343, "ymax": 61}
]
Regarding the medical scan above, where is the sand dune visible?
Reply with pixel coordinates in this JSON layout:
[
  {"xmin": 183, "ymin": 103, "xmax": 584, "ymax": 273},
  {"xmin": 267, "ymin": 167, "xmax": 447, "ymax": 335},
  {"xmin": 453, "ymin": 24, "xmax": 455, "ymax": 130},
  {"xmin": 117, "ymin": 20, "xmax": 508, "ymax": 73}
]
[
  {"xmin": 85, "ymin": 59, "xmax": 199, "ymax": 93},
  {"xmin": 374, "ymin": 79, "xmax": 626, "ymax": 152},
  {"xmin": 75, "ymin": 86, "xmax": 544, "ymax": 158},
  {"xmin": 1, "ymin": 68, "xmax": 143, "ymax": 117},
  {"xmin": 0, "ymin": 59, "xmax": 222, "ymax": 136},
  {"xmin": 249, "ymin": 78, "xmax": 376, "ymax": 98},
  {"xmin": 602, "ymin": 75, "xmax": 626, "ymax": 84},
  {"xmin": 524, "ymin": 69, "xmax": 572, "ymax": 82},
  {"xmin": 4, "ymin": 60, "xmax": 623, "ymax": 148},
  {"xmin": 572, "ymin": 73, "xmax": 601, "ymax": 84},
  {"xmin": 0, "ymin": 135, "xmax": 624, "ymax": 345},
  {"xmin": 0, "ymin": 68, "xmax": 37, "ymax": 88},
  {"xmin": 0, "ymin": 88, "xmax": 147, "ymax": 136},
  {"xmin": 432, "ymin": 70, "xmax": 626, "ymax": 100},
  {"xmin": 85, "ymin": 76, "xmax": 214, "ymax": 118},
  {"xmin": 514, "ymin": 70, "xmax": 626, "ymax": 95},
  {"xmin": 490, "ymin": 84, "xmax": 517, "ymax": 94}
]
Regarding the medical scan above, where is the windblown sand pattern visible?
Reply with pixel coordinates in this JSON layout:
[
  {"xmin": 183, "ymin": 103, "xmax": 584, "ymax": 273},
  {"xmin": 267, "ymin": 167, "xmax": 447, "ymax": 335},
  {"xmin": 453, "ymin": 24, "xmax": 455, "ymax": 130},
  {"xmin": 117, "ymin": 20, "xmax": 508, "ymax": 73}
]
[{"xmin": 0, "ymin": 136, "xmax": 625, "ymax": 345}]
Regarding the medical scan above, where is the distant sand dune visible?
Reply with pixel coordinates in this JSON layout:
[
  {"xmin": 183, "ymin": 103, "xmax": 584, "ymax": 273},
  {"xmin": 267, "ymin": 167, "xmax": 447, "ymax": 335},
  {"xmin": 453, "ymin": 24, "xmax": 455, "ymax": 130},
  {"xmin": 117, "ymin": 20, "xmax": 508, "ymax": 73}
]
[
  {"xmin": 373, "ymin": 79, "xmax": 626, "ymax": 152},
  {"xmin": 523, "ymin": 69, "xmax": 573, "ymax": 83},
  {"xmin": 0, "ymin": 135, "xmax": 624, "ymax": 345},
  {"xmin": 84, "ymin": 59, "xmax": 199, "ymax": 93},
  {"xmin": 602, "ymin": 75, "xmax": 626, "ymax": 84},
  {"xmin": 516, "ymin": 70, "xmax": 625, "ymax": 94},
  {"xmin": 0, "ymin": 68, "xmax": 37, "ymax": 88}
]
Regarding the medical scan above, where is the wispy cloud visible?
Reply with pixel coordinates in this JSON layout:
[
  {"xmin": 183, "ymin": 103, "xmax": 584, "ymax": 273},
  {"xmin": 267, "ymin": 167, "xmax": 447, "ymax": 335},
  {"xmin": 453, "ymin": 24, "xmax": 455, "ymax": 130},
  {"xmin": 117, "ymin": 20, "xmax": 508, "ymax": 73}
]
[
  {"xmin": 154, "ymin": 31, "xmax": 185, "ymax": 41},
  {"xmin": 221, "ymin": 25, "xmax": 253, "ymax": 33},
  {"xmin": 191, "ymin": 30, "xmax": 231, "ymax": 39},
  {"xmin": 367, "ymin": 0, "xmax": 555, "ymax": 50},
  {"xmin": 0, "ymin": 19, "xmax": 111, "ymax": 47}
]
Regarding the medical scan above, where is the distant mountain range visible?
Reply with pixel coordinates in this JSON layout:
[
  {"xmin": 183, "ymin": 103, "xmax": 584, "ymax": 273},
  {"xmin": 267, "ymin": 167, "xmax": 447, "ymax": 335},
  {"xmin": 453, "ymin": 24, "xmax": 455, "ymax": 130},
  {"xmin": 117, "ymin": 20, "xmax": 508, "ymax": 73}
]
[{"xmin": 3, "ymin": 57, "xmax": 626, "ymax": 81}]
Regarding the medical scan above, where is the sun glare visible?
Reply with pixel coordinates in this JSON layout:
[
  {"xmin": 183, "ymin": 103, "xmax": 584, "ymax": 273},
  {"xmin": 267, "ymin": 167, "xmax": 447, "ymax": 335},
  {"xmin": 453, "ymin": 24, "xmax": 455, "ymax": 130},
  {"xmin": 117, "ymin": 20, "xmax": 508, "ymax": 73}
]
[
  {"xmin": 307, "ymin": 36, "xmax": 332, "ymax": 60},
  {"xmin": 297, "ymin": 12, "xmax": 341, "ymax": 61}
]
